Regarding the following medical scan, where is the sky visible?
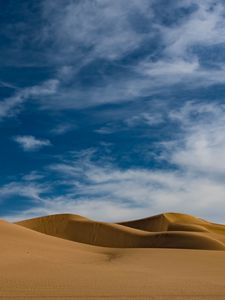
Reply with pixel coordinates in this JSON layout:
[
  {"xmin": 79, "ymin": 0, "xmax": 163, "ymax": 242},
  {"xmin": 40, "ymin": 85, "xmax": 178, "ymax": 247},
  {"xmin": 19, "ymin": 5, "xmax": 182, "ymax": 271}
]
[{"xmin": 1, "ymin": 0, "xmax": 225, "ymax": 223}]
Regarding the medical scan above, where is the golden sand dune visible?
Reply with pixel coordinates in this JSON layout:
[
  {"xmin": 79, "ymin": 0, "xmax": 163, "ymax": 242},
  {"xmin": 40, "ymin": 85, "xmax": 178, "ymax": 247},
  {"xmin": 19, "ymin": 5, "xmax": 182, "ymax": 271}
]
[
  {"xmin": 1, "ymin": 216, "xmax": 225, "ymax": 299},
  {"xmin": 16, "ymin": 212, "xmax": 225, "ymax": 250},
  {"xmin": 120, "ymin": 212, "xmax": 218, "ymax": 231}
]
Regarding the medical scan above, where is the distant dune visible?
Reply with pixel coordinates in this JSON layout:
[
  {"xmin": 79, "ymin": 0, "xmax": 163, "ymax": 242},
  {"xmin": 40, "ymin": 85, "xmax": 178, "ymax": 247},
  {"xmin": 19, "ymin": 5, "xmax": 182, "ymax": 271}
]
[
  {"xmin": 0, "ymin": 212, "xmax": 225, "ymax": 298},
  {"xmin": 16, "ymin": 212, "xmax": 225, "ymax": 250}
]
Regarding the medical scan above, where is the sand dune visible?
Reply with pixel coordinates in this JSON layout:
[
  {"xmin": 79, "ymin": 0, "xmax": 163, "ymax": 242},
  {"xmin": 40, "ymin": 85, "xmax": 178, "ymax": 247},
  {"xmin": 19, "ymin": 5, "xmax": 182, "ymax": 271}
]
[
  {"xmin": 1, "ymin": 214, "xmax": 225, "ymax": 299},
  {"xmin": 119, "ymin": 212, "xmax": 221, "ymax": 231},
  {"xmin": 16, "ymin": 212, "xmax": 225, "ymax": 250}
]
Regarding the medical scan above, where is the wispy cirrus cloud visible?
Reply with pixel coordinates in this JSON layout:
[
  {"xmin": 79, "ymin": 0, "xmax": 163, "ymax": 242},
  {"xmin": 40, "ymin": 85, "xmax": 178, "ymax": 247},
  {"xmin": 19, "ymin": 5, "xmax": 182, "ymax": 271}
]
[
  {"xmin": 1, "ymin": 1, "xmax": 225, "ymax": 116},
  {"xmin": 50, "ymin": 123, "xmax": 77, "ymax": 135},
  {"xmin": 0, "ymin": 79, "xmax": 59, "ymax": 120},
  {"xmin": 3, "ymin": 101, "xmax": 225, "ymax": 223},
  {"xmin": 95, "ymin": 111, "xmax": 163, "ymax": 135},
  {"xmin": 0, "ymin": 181, "xmax": 48, "ymax": 203},
  {"xmin": 162, "ymin": 0, "xmax": 225, "ymax": 57},
  {"xmin": 40, "ymin": 1, "xmax": 225, "ymax": 110},
  {"xmin": 13, "ymin": 135, "xmax": 51, "ymax": 151},
  {"xmin": 41, "ymin": 0, "xmax": 153, "ymax": 63},
  {"xmin": 169, "ymin": 102, "xmax": 225, "ymax": 175}
]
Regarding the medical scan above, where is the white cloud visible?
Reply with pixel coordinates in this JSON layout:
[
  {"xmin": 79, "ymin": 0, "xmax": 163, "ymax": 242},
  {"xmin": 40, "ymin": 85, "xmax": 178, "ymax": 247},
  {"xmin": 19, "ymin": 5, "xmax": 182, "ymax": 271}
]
[
  {"xmin": 1, "ymin": 1, "xmax": 225, "ymax": 115},
  {"xmin": 42, "ymin": 0, "xmax": 153, "ymax": 62},
  {"xmin": 4, "ymin": 101, "xmax": 225, "ymax": 223},
  {"xmin": 126, "ymin": 1, "xmax": 225, "ymax": 96},
  {"xmin": 7, "ymin": 152, "xmax": 225, "ymax": 223},
  {"xmin": 172, "ymin": 129, "xmax": 225, "ymax": 174},
  {"xmin": 95, "ymin": 126, "xmax": 116, "ymax": 135},
  {"xmin": 0, "ymin": 181, "xmax": 47, "ymax": 203},
  {"xmin": 22, "ymin": 171, "xmax": 45, "ymax": 181},
  {"xmin": 0, "ymin": 80, "xmax": 18, "ymax": 90},
  {"xmin": 140, "ymin": 59, "xmax": 199, "ymax": 76},
  {"xmin": 125, "ymin": 112, "xmax": 163, "ymax": 127},
  {"xmin": 38, "ymin": 1, "xmax": 225, "ymax": 111},
  {"xmin": 0, "ymin": 79, "xmax": 59, "ymax": 120},
  {"xmin": 50, "ymin": 123, "xmax": 77, "ymax": 135},
  {"xmin": 94, "ymin": 109, "xmax": 164, "ymax": 135},
  {"xmin": 46, "ymin": 138, "xmax": 225, "ymax": 223},
  {"xmin": 169, "ymin": 102, "xmax": 225, "ymax": 175},
  {"xmin": 162, "ymin": 1, "xmax": 225, "ymax": 57},
  {"xmin": 14, "ymin": 135, "xmax": 51, "ymax": 151}
]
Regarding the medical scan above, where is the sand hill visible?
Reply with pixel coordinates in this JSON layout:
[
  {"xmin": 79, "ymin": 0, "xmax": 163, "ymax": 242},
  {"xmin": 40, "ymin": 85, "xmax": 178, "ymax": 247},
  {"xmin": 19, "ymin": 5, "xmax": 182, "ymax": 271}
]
[
  {"xmin": 16, "ymin": 212, "xmax": 225, "ymax": 250},
  {"xmin": 0, "ymin": 212, "xmax": 224, "ymax": 299}
]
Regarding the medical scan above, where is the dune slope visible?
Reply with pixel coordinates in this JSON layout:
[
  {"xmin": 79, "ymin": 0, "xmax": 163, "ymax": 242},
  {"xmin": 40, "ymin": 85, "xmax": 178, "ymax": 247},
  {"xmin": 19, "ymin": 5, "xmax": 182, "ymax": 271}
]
[
  {"xmin": 16, "ymin": 212, "xmax": 225, "ymax": 250},
  {"xmin": 1, "ymin": 219, "xmax": 225, "ymax": 299}
]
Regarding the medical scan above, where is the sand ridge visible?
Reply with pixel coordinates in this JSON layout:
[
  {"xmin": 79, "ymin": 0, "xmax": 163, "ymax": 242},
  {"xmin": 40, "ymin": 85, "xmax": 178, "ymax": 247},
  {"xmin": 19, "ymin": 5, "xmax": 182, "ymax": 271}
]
[
  {"xmin": 16, "ymin": 212, "xmax": 225, "ymax": 250},
  {"xmin": 0, "ymin": 214, "xmax": 225, "ymax": 298}
]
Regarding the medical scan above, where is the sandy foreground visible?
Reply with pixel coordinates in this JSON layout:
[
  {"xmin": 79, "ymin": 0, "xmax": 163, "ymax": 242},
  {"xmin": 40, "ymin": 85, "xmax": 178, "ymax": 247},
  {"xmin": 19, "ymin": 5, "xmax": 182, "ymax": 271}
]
[{"xmin": 0, "ymin": 213, "xmax": 225, "ymax": 299}]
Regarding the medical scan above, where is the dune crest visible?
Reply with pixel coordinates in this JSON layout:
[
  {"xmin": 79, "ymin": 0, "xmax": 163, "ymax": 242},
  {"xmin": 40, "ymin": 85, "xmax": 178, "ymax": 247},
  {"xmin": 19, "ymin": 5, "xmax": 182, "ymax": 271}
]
[
  {"xmin": 1, "ymin": 218, "xmax": 225, "ymax": 298},
  {"xmin": 16, "ymin": 212, "xmax": 225, "ymax": 250}
]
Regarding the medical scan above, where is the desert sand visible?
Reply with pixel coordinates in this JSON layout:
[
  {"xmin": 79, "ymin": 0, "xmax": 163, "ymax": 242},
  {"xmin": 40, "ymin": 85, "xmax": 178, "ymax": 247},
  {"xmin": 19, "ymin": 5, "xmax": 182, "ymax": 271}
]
[{"xmin": 0, "ymin": 212, "xmax": 224, "ymax": 299}]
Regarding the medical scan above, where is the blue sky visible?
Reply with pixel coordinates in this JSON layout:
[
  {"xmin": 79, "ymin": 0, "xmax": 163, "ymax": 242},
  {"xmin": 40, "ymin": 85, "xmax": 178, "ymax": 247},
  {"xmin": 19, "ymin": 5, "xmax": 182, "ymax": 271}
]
[{"xmin": 1, "ymin": 0, "xmax": 225, "ymax": 222}]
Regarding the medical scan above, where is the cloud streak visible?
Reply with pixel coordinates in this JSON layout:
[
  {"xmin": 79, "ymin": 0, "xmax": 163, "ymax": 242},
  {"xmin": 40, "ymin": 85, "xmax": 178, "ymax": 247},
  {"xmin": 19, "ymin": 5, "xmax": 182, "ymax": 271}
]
[
  {"xmin": 3, "ymin": 102, "xmax": 225, "ymax": 223},
  {"xmin": 14, "ymin": 135, "xmax": 51, "ymax": 151},
  {"xmin": 42, "ymin": 0, "xmax": 153, "ymax": 62},
  {"xmin": 0, "ymin": 79, "xmax": 59, "ymax": 120},
  {"xmin": 0, "ymin": 1, "xmax": 225, "ymax": 117}
]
